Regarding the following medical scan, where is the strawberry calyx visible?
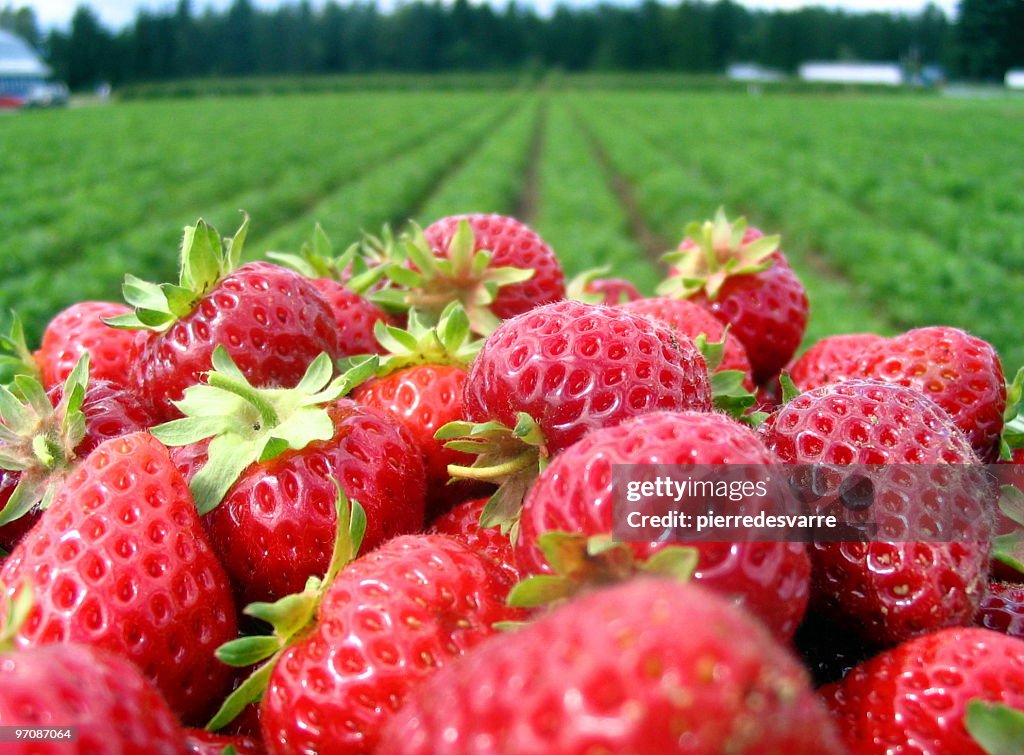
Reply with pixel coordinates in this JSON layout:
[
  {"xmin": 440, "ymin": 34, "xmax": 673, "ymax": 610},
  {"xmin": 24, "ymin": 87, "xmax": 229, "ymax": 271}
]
[
  {"xmin": 267, "ymin": 222, "xmax": 390, "ymax": 296},
  {"xmin": 692, "ymin": 332, "xmax": 766, "ymax": 425},
  {"xmin": 150, "ymin": 346, "xmax": 377, "ymax": 515},
  {"xmin": 0, "ymin": 355, "xmax": 90, "ymax": 529},
  {"xmin": 375, "ymin": 220, "xmax": 535, "ymax": 336},
  {"xmin": 657, "ymin": 207, "xmax": 780, "ymax": 301},
  {"xmin": 337, "ymin": 303, "xmax": 481, "ymax": 380},
  {"xmin": 965, "ymin": 699, "xmax": 1024, "ymax": 754},
  {"xmin": 507, "ymin": 531, "xmax": 698, "ymax": 609},
  {"xmin": 566, "ymin": 266, "xmax": 613, "ymax": 304},
  {"xmin": 207, "ymin": 487, "xmax": 366, "ymax": 731},
  {"xmin": 1001, "ymin": 367, "xmax": 1023, "ymax": 460},
  {"xmin": 104, "ymin": 215, "xmax": 250, "ymax": 333},
  {"xmin": 993, "ymin": 486, "xmax": 1024, "ymax": 577},
  {"xmin": 0, "ymin": 582, "xmax": 33, "ymax": 653},
  {"xmin": 437, "ymin": 413, "xmax": 547, "ymax": 539},
  {"xmin": 0, "ymin": 315, "xmax": 42, "ymax": 385}
]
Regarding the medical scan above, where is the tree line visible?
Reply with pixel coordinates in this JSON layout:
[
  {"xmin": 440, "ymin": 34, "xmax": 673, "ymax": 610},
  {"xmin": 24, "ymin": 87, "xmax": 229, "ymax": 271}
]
[{"xmin": 2, "ymin": 0, "xmax": 1022, "ymax": 91}]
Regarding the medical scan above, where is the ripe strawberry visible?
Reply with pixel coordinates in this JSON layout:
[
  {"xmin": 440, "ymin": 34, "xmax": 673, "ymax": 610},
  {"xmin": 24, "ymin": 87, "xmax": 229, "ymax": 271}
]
[
  {"xmin": 760, "ymin": 379, "xmax": 991, "ymax": 646},
  {"xmin": 184, "ymin": 729, "xmax": 264, "ymax": 755},
  {"xmin": 421, "ymin": 214, "xmax": 565, "ymax": 325},
  {"xmin": 822, "ymin": 627, "xmax": 1024, "ymax": 754},
  {"xmin": 108, "ymin": 217, "xmax": 342, "ymax": 421},
  {"xmin": 268, "ymin": 223, "xmax": 394, "ymax": 355},
  {"xmin": 0, "ymin": 642, "xmax": 187, "ymax": 755},
  {"xmin": 156, "ymin": 350, "xmax": 426, "ymax": 604},
  {"xmin": 349, "ymin": 306, "xmax": 487, "ymax": 519},
  {"xmin": 976, "ymin": 580, "xmax": 1024, "ymax": 641},
  {"xmin": 377, "ymin": 579, "xmax": 845, "ymax": 754},
  {"xmin": 515, "ymin": 411, "xmax": 810, "ymax": 641},
  {"xmin": 448, "ymin": 299, "xmax": 711, "ymax": 526},
  {"xmin": 428, "ymin": 497, "xmax": 519, "ymax": 584},
  {"xmin": 659, "ymin": 208, "xmax": 808, "ymax": 384},
  {"xmin": 0, "ymin": 431, "xmax": 238, "ymax": 724},
  {"xmin": 0, "ymin": 358, "xmax": 153, "ymax": 551},
  {"xmin": 789, "ymin": 332, "xmax": 885, "ymax": 391},
  {"xmin": 566, "ymin": 268, "xmax": 641, "ymax": 306},
  {"xmin": 853, "ymin": 326, "xmax": 1006, "ymax": 461},
  {"xmin": 620, "ymin": 296, "xmax": 754, "ymax": 388}
]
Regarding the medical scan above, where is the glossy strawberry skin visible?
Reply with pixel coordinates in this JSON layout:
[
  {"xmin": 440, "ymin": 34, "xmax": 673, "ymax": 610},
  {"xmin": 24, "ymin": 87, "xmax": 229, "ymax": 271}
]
[
  {"xmin": 0, "ymin": 432, "xmax": 238, "ymax": 724},
  {"xmin": 428, "ymin": 497, "xmax": 519, "ymax": 584},
  {"xmin": 184, "ymin": 729, "xmax": 265, "ymax": 755},
  {"xmin": 822, "ymin": 627, "xmax": 1024, "ymax": 754},
  {"xmin": 423, "ymin": 214, "xmax": 565, "ymax": 320},
  {"xmin": 760, "ymin": 379, "xmax": 991, "ymax": 646},
  {"xmin": 309, "ymin": 278, "xmax": 392, "ymax": 356},
  {"xmin": 133, "ymin": 261, "xmax": 342, "ymax": 421},
  {"xmin": 260, "ymin": 534, "xmax": 522, "ymax": 755},
  {"xmin": 853, "ymin": 326, "xmax": 1006, "ymax": 461},
  {"xmin": 0, "ymin": 643, "xmax": 187, "ymax": 755},
  {"xmin": 377, "ymin": 579, "xmax": 844, "ymax": 755},
  {"xmin": 789, "ymin": 332, "xmax": 885, "ymax": 391},
  {"xmin": 675, "ymin": 227, "xmax": 808, "ymax": 384},
  {"xmin": 464, "ymin": 300, "xmax": 711, "ymax": 454},
  {"xmin": 173, "ymin": 399, "xmax": 426, "ymax": 605},
  {"xmin": 621, "ymin": 296, "xmax": 754, "ymax": 388},
  {"xmin": 976, "ymin": 580, "xmax": 1024, "ymax": 640},
  {"xmin": 34, "ymin": 301, "xmax": 139, "ymax": 391},
  {"xmin": 353, "ymin": 365, "xmax": 484, "ymax": 520},
  {"xmin": 517, "ymin": 411, "xmax": 810, "ymax": 641},
  {"xmin": 0, "ymin": 379, "xmax": 155, "ymax": 554},
  {"xmin": 585, "ymin": 277, "xmax": 641, "ymax": 305}
]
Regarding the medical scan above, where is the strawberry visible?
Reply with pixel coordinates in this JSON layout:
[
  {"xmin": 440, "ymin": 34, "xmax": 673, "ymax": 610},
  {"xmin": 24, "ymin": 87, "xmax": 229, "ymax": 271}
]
[
  {"xmin": 822, "ymin": 627, "xmax": 1024, "ymax": 754},
  {"xmin": 0, "ymin": 431, "xmax": 238, "ymax": 724},
  {"xmin": 976, "ymin": 580, "xmax": 1024, "ymax": 641},
  {"xmin": 207, "ymin": 495, "xmax": 521, "ymax": 755},
  {"xmin": 349, "ymin": 305, "xmax": 487, "ymax": 519},
  {"xmin": 759, "ymin": 378, "xmax": 992, "ymax": 646},
  {"xmin": 514, "ymin": 411, "xmax": 810, "ymax": 641},
  {"xmin": 620, "ymin": 296, "xmax": 754, "ymax": 388},
  {"xmin": 566, "ymin": 268, "xmax": 641, "ymax": 305},
  {"xmin": 428, "ymin": 497, "xmax": 519, "ymax": 584},
  {"xmin": 659, "ymin": 208, "xmax": 808, "ymax": 384},
  {"xmin": 107, "ymin": 216, "xmax": 342, "ymax": 421},
  {"xmin": 34, "ymin": 301, "xmax": 140, "ymax": 390},
  {"xmin": 155, "ymin": 349, "xmax": 426, "ymax": 604},
  {"xmin": 268, "ymin": 223, "xmax": 393, "ymax": 355},
  {"xmin": 184, "ymin": 729, "xmax": 264, "ymax": 755},
  {"xmin": 0, "ymin": 357, "xmax": 153, "ymax": 551},
  {"xmin": 0, "ymin": 640, "xmax": 187, "ymax": 755},
  {"xmin": 853, "ymin": 326, "xmax": 1006, "ymax": 461},
  {"xmin": 377, "ymin": 579, "xmax": 845, "ymax": 754},
  {"xmin": 788, "ymin": 332, "xmax": 885, "ymax": 391},
  {"xmin": 445, "ymin": 299, "xmax": 711, "ymax": 527}
]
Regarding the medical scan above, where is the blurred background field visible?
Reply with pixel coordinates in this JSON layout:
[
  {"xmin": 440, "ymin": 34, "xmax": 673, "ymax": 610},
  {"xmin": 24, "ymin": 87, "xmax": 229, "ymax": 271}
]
[{"xmin": 3, "ymin": 83, "xmax": 1023, "ymax": 366}]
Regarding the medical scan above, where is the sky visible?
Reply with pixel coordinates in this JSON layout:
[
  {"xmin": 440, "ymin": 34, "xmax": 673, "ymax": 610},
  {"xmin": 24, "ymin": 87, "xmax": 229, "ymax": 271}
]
[{"xmin": 23, "ymin": 0, "xmax": 960, "ymax": 31}]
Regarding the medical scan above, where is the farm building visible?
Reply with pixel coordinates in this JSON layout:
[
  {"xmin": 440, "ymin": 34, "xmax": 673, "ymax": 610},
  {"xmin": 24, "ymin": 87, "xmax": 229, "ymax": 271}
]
[
  {"xmin": 0, "ymin": 29, "xmax": 64, "ymax": 108},
  {"xmin": 798, "ymin": 62, "xmax": 903, "ymax": 86},
  {"xmin": 727, "ymin": 63, "xmax": 784, "ymax": 83},
  {"xmin": 1007, "ymin": 69, "xmax": 1024, "ymax": 89}
]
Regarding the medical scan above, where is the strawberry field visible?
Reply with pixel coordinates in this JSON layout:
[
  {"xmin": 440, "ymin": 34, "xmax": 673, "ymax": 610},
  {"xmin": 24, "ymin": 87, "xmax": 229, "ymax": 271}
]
[{"xmin": 3, "ymin": 88, "xmax": 1023, "ymax": 367}]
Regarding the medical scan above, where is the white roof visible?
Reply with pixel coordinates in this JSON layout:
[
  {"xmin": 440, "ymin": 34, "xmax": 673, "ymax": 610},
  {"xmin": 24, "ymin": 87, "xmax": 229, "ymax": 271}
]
[
  {"xmin": 1007, "ymin": 70, "xmax": 1024, "ymax": 89},
  {"xmin": 799, "ymin": 61, "xmax": 902, "ymax": 85},
  {"xmin": 0, "ymin": 29, "xmax": 50, "ymax": 77}
]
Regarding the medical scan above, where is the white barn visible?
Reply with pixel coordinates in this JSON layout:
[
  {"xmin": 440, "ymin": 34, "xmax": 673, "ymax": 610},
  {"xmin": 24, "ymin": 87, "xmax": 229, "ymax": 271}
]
[
  {"xmin": 1007, "ymin": 69, "xmax": 1024, "ymax": 89},
  {"xmin": 798, "ymin": 62, "xmax": 903, "ymax": 86}
]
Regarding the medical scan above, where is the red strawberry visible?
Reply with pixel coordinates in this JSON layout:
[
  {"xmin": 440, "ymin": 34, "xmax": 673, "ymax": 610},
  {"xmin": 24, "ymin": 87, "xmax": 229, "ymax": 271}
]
[
  {"xmin": 377, "ymin": 579, "xmax": 845, "ymax": 754},
  {"xmin": 660, "ymin": 208, "xmax": 808, "ymax": 384},
  {"xmin": 620, "ymin": 296, "xmax": 753, "ymax": 388},
  {"xmin": 853, "ymin": 326, "xmax": 1006, "ymax": 460},
  {"xmin": 30, "ymin": 301, "xmax": 140, "ymax": 390},
  {"xmin": 109, "ymin": 217, "xmax": 342, "ymax": 421},
  {"xmin": 822, "ymin": 627, "xmax": 1024, "ymax": 754},
  {"xmin": 585, "ymin": 276, "xmax": 642, "ymax": 304},
  {"xmin": 428, "ymin": 497, "xmax": 519, "ymax": 584},
  {"xmin": 976, "ymin": 580, "xmax": 1024, "ymax": 640},
  {"xmin": 309, "ymin": 279, "xmax": 392, "ymax": 354},
  {"xmin": 156, "ymin": 350, "xmax": 426, "ymax": 604},
  {"xmin": 0, "ymin": 359, "xmax": 153, "ymax": 551},
  {"xmin": 515, "ymin": 411, "xmax": 810, "ymax": 641},
  {"xmin": 0, "ymin": 431, "xmax": 238, "ymax": 724},
  {"xmin": 0, "ymin": 642, "xmax": 187, "ymax": 755},
  {"xmin": 184, "ymin": 729, "xmax": 264, "ymax": 755},
  {"xmin": 760, "ymin": 379, "xmax": 991, "ymax": 646},
  {"xmin": 421, "ymin": 213, "xmax": 565, "ymax": 326},
  {"xmin": 789, "ymin": 332, "xmax": 885, "ymax": 391}
]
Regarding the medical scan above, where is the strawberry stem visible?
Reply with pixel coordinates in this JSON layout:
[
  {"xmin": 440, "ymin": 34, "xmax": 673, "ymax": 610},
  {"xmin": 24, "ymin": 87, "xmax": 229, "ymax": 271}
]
[{"xmin": 447, "ymin": 449, "xmax": 538, "ymax": 482}]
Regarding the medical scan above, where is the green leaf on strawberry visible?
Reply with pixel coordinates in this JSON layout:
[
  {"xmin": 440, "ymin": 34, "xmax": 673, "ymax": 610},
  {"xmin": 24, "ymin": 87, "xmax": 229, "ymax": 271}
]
[
  {"xmin": 105, "ymin": 215, "xmax": 249, "ymax": 332},
  {"xmin": 151, "ymin": 346, "xmax": 377, "ymax": 514},
  {"xmin": 0, "ymin": 582, "xmax": 33, "ymax": 651},
  {"xmin": 1001, "ymin": 367, "xmax": 1023, "ymax": 460},
  {"xmin": 267, "ymin": 222, "xmax": 391, "ymax": 296},
  {"xmin": 207, "ymin": 484, "xmax": 366, "ymax": 731},
  {"xmin": 966, "ymin": 699, "xmax": 1024, "ymax": 755},
  {"xmin": 565, "ymin": 266, "xmax": 613, "ymax": 304},
  {"xmin": 0, "ymin": 315, "xmax": 42, "ymax": 385}
]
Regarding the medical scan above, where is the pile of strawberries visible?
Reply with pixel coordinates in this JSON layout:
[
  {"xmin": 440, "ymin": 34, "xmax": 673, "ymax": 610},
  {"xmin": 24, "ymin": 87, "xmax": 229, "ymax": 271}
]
[{"xmin": 0, "ymin": 208, "xmax": 1022, "ymax": 754}]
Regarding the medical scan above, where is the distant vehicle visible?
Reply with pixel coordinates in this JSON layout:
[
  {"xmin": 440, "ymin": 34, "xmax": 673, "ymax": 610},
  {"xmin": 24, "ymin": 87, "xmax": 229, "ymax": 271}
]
[
  {"xmin": 0, "ymin": 29, "xmax": 66, "ymax": 109},
  {"xmin": 798, "ymin": 62, "xmax": 903, "ymax": 86}
]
